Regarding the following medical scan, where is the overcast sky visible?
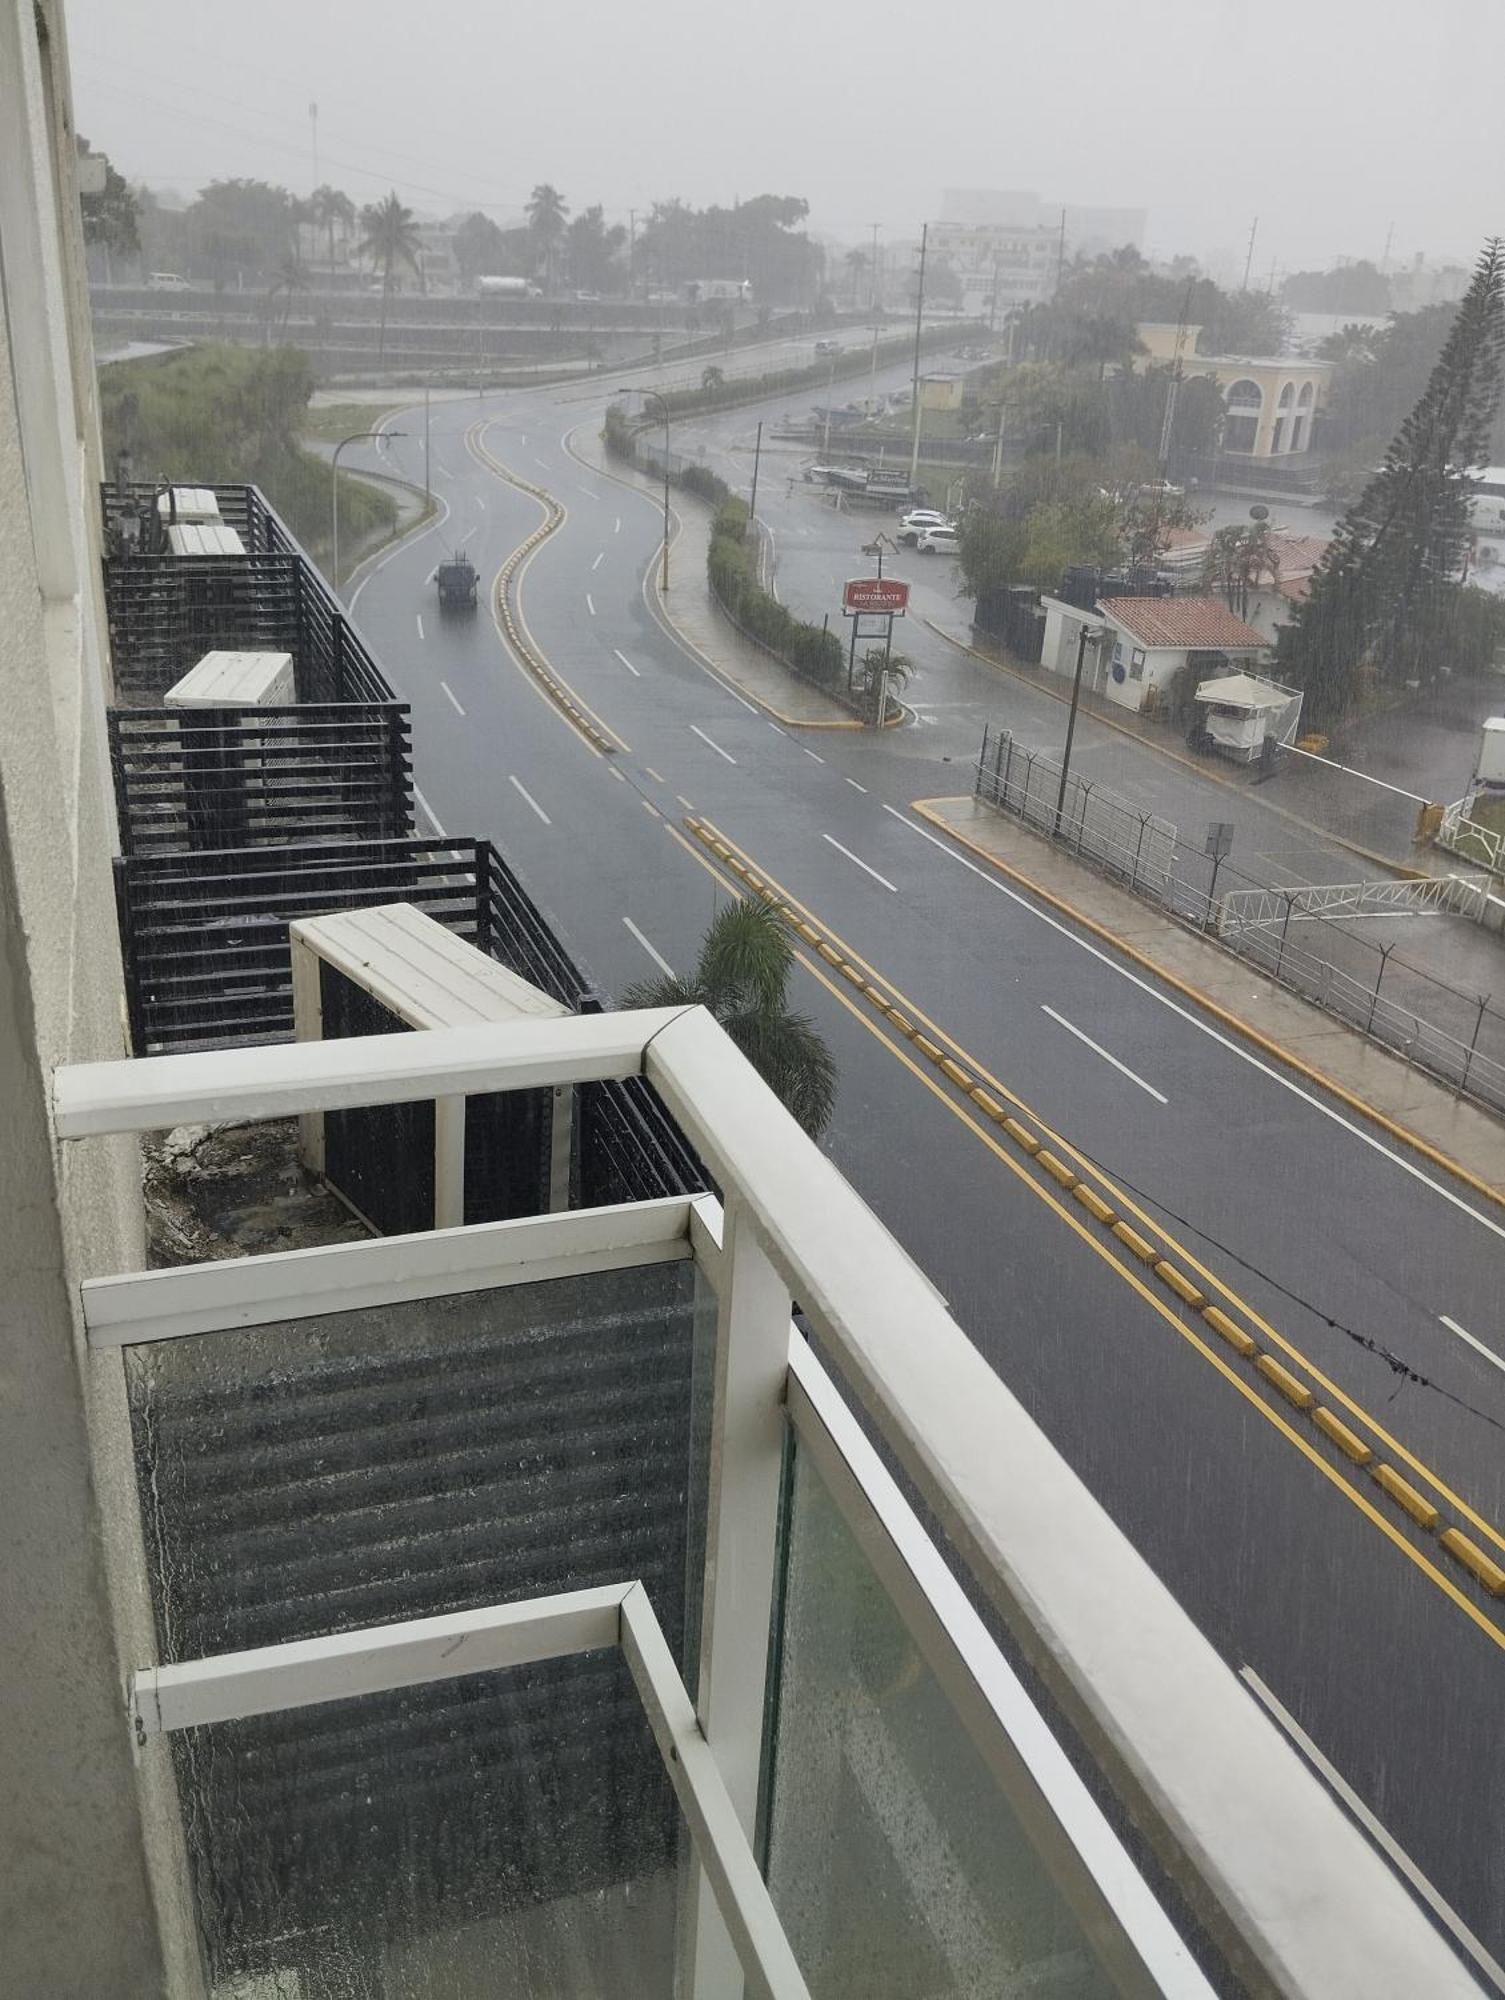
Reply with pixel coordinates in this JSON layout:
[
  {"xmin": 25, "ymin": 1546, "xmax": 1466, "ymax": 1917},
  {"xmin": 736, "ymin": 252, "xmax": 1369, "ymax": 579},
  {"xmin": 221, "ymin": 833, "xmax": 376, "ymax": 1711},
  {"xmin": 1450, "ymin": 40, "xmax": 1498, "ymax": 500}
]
[{"xmin": 63, "ymin": 0, "xmax": 1503, "ymax": 279}]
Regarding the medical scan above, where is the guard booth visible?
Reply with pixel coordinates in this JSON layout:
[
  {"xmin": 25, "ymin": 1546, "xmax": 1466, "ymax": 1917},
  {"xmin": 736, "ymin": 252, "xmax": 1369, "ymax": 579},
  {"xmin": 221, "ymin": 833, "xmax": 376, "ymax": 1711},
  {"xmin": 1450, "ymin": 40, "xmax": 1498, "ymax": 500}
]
[
  {"xmin": 292, "ymin": 903, "xmax": 573, "ymax": 1234},
  {"xmin": 1191, "ymin": 671, "xmax": 1303, "ymax": 764}
]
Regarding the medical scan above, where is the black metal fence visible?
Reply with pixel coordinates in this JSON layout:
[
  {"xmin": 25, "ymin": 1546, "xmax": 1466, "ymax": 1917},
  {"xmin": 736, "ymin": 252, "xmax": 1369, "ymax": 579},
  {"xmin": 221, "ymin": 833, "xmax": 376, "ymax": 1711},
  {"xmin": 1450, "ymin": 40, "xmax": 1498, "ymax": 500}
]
[
  {"xmin": 108, "ymin": 702, "xmax": 413, "ymax": 855},
  {"xmin": 115, "ymin": 837, "xmax": 573, "ymax": 1055},
  {"xmin": 101, "ymin": 482, "xmax": 396, "ymax": 707},
  {"xmin": 975, "ymin": 724, "xmax": 1505, "ymax": 1113},
  {"xmin": 973, "ymin": 586, "xmax": 1045, "ymax": 663}
]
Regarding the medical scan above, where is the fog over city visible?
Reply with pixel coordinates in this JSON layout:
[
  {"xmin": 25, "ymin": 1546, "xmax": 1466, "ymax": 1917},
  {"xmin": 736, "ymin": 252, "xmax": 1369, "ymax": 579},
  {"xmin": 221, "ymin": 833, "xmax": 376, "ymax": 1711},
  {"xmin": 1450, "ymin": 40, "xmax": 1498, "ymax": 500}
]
[{"xmin": 67, "ymin": 0, "xmax": 1505, "ymax": 271}]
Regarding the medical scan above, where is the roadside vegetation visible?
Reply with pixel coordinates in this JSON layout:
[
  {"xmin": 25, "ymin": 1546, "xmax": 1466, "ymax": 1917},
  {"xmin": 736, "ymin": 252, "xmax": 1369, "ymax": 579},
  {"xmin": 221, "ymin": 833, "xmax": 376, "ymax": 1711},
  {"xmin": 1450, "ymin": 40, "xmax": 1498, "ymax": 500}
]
[
  {"xmin": 99, "ymin": 344, "xmax": 396, "ymax": 564},
  {"xmin": 623, "ymin": 901, "xmax": 837, "ymax": 1138}
]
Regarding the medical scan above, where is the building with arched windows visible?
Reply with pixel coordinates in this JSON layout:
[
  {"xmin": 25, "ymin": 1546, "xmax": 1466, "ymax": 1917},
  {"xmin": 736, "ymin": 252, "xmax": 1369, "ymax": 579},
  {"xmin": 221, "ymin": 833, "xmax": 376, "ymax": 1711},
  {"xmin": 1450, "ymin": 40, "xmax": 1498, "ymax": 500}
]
[{"xmin": 1136, "ymin": 326, "xmax": 1332, "ymax": 459}]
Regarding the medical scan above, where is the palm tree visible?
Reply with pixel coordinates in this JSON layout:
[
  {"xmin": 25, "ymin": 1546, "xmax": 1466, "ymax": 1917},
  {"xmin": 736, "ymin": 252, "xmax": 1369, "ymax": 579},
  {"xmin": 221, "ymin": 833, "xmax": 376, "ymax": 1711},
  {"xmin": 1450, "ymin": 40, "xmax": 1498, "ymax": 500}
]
[
  {"xmin": 357, "ymin": 192, "xmax": 421, "ymax": 360},
  {"xmin": 269, "ymin": 254, "xmax": 308, "ymax": 336},
  {"xmin": 310, "ymin": 184, "xmax": 355, "ymax": 279},
  {"xmin": 526, "ymin": 183, "xmax": 569, "ymax": 294},
  {"xmin": 844, "ymin": 246, "xmax": 869, "ymax": 308},
  {"xmin": 1202, "ymin": 521, "xmax": 1282, "ymax": 620},
  {"xmin": 623, "ymin": 901, "xmax": 837, "ymax": 1138}
]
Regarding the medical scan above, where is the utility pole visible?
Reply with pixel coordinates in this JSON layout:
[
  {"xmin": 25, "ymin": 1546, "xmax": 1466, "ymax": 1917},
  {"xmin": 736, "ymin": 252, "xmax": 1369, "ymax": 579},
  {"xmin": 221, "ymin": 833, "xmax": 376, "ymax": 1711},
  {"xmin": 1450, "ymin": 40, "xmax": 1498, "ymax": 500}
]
[
  {"xmin": 870, "ymin": 221, "xmax": 881, "ymax": 314},
  {"xmin": 991, "ymin": 399, "xmax": 1007, "ymax": 488},
  {"xmin": 1053, "ymin": 622, "xmax": 1097, "ymax": 835},
  {"xmin": 749, "ymin": 421, "xmax": 763, "ymax": 527},
  {"xmin": 633, "ymin": 388, "xmax": 672, "ymax": 592},
  {"xmin": 423, "ymin": 386, "xmax": 431, "ymax": 505},
  {"xmin": 628, "ymin": 208, "xmax": 637, "ymax": 297},
  {"xmin": 1380, "ymin": 220, "xmax": 1395, "ymax": 275},
  {"xmin": 309, "ymin": 101, "xmax": 319, "ymax": 192},
  {"xmin": 1242, "ymin": 215, "xmax": 1259, "ymax": 292},
  {"xmin": 1055, "ymin": 206, "xmax": 1067, "ymax": 295},
  {"xmin": 908, "ymin": 221, "xmax": 928, "ymax": 489}
]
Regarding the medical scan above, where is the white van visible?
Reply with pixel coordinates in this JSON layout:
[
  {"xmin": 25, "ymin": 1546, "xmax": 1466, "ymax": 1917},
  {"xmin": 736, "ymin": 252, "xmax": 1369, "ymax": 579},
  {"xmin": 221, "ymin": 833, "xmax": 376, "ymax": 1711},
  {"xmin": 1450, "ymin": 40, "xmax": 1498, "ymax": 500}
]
[{"xmin": 147, "ymin": 272, "xmax": 192, "ymax": 292}]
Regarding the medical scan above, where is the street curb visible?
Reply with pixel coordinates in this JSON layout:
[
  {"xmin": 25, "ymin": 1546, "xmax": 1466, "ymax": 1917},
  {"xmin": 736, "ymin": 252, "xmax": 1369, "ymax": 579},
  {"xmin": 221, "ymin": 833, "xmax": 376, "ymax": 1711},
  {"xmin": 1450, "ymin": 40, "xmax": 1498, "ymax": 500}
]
[
  {"xmin": 923, "ymin": 617, "xmax": 1432, "ymax": 885},
  {"xmin": 566, "ymin": 426, "xmax": 889, "ymax": 733},
  {"xmin": 681, "ymin": 809, "xmax": 1505, "ymax": 1602},
  {"xmin": 466, "ymin": 426, "xmax": 625, "ymax": 757},
  {"xmin": 908, "ymin": 795, "xmax": 1505, "ymax": 1214}
]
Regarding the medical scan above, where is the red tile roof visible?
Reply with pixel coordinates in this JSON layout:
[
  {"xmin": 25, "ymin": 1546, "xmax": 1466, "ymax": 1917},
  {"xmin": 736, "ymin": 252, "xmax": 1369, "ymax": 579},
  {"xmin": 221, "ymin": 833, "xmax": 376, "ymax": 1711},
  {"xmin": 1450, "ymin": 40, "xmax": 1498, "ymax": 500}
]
[{"xmin": 1097, "ymin": 596, "xmax": 1268, "ymax": 651}]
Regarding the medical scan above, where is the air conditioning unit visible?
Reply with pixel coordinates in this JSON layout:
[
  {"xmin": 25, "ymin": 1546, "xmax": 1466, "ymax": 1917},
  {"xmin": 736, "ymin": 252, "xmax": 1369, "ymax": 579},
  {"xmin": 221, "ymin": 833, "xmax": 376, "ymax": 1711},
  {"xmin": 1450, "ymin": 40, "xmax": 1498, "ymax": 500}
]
[
  {"xmin": 165, "ymin": 649, "xmax": 295, "ymax": 707},
  {"xmin": 291, "ymin": 902, "xmax": 573, "ymax": 1234}
]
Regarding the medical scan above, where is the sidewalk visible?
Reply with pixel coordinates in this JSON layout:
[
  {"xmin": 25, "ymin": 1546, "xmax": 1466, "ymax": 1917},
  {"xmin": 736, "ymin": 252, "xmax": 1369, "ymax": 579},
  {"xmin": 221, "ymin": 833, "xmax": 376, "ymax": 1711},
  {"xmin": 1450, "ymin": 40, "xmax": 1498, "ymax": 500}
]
[
  {"xmin": 570, "ymin": 430, "xmax": 865, "ymax": 729},
  {"xmin": 912, "ymin": 794, "xmax": 1505, "ymax": 1202}
]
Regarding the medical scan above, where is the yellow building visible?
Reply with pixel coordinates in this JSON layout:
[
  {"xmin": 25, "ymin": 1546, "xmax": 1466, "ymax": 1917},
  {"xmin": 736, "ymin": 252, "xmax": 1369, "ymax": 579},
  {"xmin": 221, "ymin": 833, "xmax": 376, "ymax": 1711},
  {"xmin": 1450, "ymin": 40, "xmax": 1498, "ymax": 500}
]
[{"xmin": 1135, "ymin": 324, "xmax": 1331, "ymax": 458}]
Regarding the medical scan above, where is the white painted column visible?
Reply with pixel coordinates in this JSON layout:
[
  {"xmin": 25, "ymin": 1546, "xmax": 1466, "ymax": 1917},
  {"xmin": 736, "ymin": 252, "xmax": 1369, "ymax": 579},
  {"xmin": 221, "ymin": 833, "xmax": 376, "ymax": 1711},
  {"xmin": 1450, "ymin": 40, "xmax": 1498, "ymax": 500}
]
[{"xmin": 690, "ymin": 1198, "xmax": 792, "ymax": 1997}]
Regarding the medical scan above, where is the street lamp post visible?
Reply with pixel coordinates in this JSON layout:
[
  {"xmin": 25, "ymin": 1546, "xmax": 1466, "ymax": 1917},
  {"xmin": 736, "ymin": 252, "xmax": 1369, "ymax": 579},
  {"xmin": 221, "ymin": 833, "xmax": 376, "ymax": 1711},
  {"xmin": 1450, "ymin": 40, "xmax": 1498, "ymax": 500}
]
[
  {"xmin": 332, "ymin": 429, "xmax": 405, "ymax": 597},
  {"xmin": 632, "ymin": 387, "xmax": 672, "ymax": 592}
]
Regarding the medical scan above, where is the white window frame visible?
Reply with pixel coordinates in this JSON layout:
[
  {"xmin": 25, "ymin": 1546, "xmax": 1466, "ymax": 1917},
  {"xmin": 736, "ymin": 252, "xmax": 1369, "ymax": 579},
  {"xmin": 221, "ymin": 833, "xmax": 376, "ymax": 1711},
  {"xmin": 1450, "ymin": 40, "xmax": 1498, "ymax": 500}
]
[{"xmin": 54, "ymin": 1003, "xmax": 1479, "ymax": 1999}]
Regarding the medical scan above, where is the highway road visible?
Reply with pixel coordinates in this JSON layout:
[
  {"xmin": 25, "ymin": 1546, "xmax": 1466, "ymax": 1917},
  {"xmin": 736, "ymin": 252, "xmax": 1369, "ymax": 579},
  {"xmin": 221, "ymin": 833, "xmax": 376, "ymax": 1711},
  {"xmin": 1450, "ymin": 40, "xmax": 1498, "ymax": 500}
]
[{"xmin": 339, "ymin": 375, "xmax": 1505, "ymax": 1979}]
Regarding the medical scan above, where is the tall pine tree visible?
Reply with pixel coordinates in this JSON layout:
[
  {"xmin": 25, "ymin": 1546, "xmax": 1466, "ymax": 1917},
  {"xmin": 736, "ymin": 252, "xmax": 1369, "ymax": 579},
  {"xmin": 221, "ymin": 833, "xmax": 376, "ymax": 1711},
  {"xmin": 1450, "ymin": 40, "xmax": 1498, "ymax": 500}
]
[{"xmin": 1279, "ymin": 239, "xmax": 1505, "ymax": 723}]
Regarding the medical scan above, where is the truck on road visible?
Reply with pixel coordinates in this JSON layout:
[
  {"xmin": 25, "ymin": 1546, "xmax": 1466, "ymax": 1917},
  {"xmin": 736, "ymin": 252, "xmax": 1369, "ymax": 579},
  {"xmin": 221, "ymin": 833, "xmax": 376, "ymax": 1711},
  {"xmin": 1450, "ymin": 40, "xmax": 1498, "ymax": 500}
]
[
  {"xmin": 435, "ymin": 553, "xmax": 478, "ymax": 613},
  {"xmin": 476, "ymin": 276, "xmax": 541, "ymax": 299}
]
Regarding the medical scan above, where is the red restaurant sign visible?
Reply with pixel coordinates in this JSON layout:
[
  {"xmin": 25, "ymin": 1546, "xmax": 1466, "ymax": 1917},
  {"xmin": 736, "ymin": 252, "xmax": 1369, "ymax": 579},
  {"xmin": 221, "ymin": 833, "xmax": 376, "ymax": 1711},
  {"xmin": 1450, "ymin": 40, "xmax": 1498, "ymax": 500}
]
[{"xmin": 843, "ymin": 576, "xmax": 910, "ymax": 614}]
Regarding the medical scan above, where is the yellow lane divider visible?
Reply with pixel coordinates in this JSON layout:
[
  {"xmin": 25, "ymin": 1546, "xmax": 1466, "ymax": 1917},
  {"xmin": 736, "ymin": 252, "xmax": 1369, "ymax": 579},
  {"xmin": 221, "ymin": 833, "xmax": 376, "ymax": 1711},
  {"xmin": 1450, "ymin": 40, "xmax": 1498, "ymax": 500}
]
[
  {"xmin": 463, "ymin": 425, "xmax": 626, "ymax": 758},
  {"xmin": 682, "ymin": 811, "xmax": 1505, "ymax": 1606}
]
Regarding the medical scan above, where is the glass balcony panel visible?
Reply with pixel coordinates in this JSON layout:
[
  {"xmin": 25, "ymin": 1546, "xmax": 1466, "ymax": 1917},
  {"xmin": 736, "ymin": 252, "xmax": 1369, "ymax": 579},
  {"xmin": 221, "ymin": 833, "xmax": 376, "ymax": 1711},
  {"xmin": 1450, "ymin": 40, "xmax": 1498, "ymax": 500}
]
[
  {"xmin": 174, "ymin": 1647, "xmax": 687, "ymax": 1997},
  {"xmin": 122, "ymin": 1260, "xmax": 716, "ymax": 1988},
  {"xmin": 765, "ymin": 1441, "xmax": 1120, "ymax": 1999}
]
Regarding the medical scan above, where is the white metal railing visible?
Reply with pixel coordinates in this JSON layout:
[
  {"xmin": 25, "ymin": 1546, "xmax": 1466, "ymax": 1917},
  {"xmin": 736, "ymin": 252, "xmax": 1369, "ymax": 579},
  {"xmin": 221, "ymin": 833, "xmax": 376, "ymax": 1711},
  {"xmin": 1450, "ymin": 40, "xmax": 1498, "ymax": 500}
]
[
  {"xmin": 54, "ymin": 1007, "xmax": 1483, "ymax": 1998},
  {"xmin": 1217, "ymin": 874, "xmax": 1482, "ymax": 933},
  {"xmin": 1438, "ymin": 795, "xmax": 1505, "ymax": 877}
]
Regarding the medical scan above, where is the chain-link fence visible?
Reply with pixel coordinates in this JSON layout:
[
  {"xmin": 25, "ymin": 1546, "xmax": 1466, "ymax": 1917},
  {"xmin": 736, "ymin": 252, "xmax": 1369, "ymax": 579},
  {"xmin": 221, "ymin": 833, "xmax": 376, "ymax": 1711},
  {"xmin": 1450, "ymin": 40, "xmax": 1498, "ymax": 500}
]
[{"xmin": 975, "ymin": 724, "xmax": 1505, "ymax": 1114}]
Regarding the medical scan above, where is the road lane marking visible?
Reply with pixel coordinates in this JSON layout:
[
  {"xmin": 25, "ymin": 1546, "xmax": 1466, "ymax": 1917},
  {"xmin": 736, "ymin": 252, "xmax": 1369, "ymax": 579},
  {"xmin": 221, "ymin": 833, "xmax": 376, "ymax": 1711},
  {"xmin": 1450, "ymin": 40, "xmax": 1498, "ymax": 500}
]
[
  {"xmin": 823, "ymin": 833, "xmax": 897, "ymax": 892},
  {"xmin": 888, "ymin": 803, "xmax": 1505, "ymax": 1251},
  {"xmin": 591, "ymin": 552, "xmax": 604, "ymax": 570},
  {"xmin": 434, "ymin": 466, "xmax": 452, "ymax": 482},
  {"xmin": 676, "ymin": 794, "xmax": 695, "ymax": 811},
  {"xmin": 769, "ymin": 722, "xmax": 788, "ymax": 737},
  {"xmin": 675, "ymin": 815, "xmax": 1505, "ymax": 1651},
  {"xmin": 439, "ymin": 680, "xmax": 465, "ymax": 716},
  {"xmin": 415, "ymin": 614, "xmax": 425, "ymax": 639},
  {"xmin": 1041, "ymin": 1005, "xmax": 1167, "ymax": 1104},
  {"xmin": 1440, "ymin": 1315, "xmax": 1505, "ymax": 1378},
  {"xmin": 413, "ymin": 784, "xmax": 445, "ymax": 835},
  {"xmin": 476, "ymin": 496, "xmax": 487, "ymax": 511},
  {"xmin": 586, "ymin": 592, "xmax": 596, "ymax": 615},
  {"xmin": 802, "ymin": 747, "xmax": 826, "ymax": 764},
  {"xmin": 624, "ymin": 917, "xmax": 674, "ymax": 976},
  {"xmin": 507, "ymin": 774, "xmax": 552, "ymax": 825},
  {"xmin": 533, "ymin": 455, "xmax": 551, "ymax": 471},
  {"xmin": 1239, "ymin": 1667, "xmax": 1505, "ymax": 1993},
  {"xmin": 614, "ymin": 516, "xmax": 621, "ymax": 533},
  {"xmin": 613, "ymin": 649, "xmax": 641, "ymax": 677},
  {"xmin": 425, "ymin": 566, "xmax": 437, "ymax": 583},
  {"xmin": 845, "ymin": 777, "xmax": 868, "ymax": 793},
  {"xmin": 721, "ymin": 686, "xmax": 758, "ymax": 715},
  {"xmin": 690, "ymin": 724, "xmax": 737, "ymax": 765},
  {"xmin": 645, "ymin": 767, "xmax": 666, "ymax": 784},
  {"xmin": 579, "ymin": 486, "xmax": 599, "ymax": 500}
]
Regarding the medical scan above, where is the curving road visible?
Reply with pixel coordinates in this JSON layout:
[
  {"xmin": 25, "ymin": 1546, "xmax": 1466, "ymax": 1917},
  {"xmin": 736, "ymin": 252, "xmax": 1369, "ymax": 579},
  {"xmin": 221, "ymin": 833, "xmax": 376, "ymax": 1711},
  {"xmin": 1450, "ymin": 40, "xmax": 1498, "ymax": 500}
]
[{"xmin": 338, "ymin": 369, "xmax": 1505, "ymax": 1977}]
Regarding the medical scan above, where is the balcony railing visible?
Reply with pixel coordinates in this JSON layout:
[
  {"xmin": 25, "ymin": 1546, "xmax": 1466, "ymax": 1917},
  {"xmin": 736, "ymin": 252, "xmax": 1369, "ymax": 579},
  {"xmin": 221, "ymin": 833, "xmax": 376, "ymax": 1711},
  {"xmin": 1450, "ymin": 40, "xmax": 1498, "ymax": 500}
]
[{"xmin": 53, "ymin": 1007, "xmax": 1477, "ymax": 1998}]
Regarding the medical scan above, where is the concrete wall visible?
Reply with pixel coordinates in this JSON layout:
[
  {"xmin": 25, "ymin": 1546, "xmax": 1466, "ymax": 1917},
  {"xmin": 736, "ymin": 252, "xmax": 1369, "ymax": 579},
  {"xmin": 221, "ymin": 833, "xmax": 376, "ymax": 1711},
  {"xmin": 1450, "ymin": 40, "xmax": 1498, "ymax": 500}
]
[{"xmin": 0, "ymin": 3, "xmax": 193, "ymax": 1990}]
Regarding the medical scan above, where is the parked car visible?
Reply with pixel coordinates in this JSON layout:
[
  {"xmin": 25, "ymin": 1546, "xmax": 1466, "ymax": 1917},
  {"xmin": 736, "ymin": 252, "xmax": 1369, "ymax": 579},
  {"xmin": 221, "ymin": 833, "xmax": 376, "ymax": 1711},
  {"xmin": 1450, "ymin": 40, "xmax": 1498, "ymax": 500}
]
[
  {"xmin": 917, "ymin": 526, "xmax": 960, "ymax": 555},
  {"xmin": 897, "ymin": 509, "xmax": 950, "ymax": 545},
  {"xmin": 814, "ymin": 338, "xmax": 840, "ymax": 356},
  {"xmin": 147, "ymin": 272, "xmax": 191, "ymax": 292}
]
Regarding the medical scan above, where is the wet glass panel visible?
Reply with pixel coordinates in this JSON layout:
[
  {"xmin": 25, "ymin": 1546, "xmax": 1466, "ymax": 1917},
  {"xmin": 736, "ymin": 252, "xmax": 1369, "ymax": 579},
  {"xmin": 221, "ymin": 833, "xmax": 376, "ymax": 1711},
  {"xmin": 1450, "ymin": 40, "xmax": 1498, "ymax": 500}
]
[
  {"xmin": 124, "ymin": 1260, "xmax": 717, "ymax": 1984},
  {"xmin": 177, "ymin": 1646, "xmax": 686, "ymax": 1997},
  {"xmin": 765, "ymin": 1442, "xmax": 1119, "ymax": 1999}
]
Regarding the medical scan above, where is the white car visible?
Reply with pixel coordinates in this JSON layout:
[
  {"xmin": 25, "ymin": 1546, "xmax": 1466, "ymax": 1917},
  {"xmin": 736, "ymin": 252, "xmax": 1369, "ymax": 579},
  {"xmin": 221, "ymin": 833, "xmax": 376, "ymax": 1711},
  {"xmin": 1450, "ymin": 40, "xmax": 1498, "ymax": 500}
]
[
  {"xmin": 147, "ymin": 272, "xmax": 191, "ymax": 292},
  {"xmin": 896, "ymin": 509, "xmax": 949, "ymax": 546},
  {"xmin": 917, "ymin": 526, "xmax": 960, "ymax": 555}
]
